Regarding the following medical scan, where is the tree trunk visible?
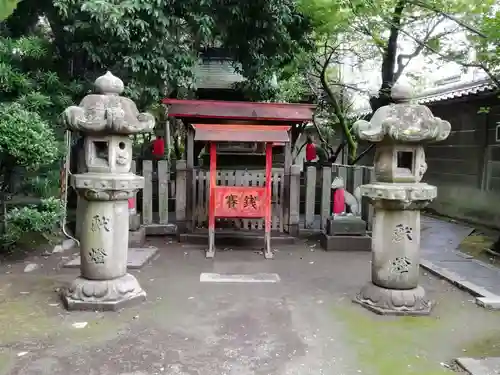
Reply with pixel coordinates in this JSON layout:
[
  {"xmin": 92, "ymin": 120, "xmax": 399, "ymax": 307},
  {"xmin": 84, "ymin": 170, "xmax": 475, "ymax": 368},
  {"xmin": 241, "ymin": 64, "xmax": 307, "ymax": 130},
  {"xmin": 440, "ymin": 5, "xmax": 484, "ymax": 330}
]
[{"xmin": 370, "ymin": 0, "xmax": 407, "ymax": 112}]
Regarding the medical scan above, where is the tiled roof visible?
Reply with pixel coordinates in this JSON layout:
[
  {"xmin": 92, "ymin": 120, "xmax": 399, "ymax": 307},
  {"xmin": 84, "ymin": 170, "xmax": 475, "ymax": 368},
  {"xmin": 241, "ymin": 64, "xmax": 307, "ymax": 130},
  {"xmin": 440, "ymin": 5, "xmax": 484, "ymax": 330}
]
[
  {"xmin": 417, "ymin": 78, "xmax": 496, "ymax": 104},
  {"xmin": 351, "ymin": 78, "xmax": 498, "ymax": 117},
  {"xmin": 195, "ymin": 59, "xmax": 245, "ymax": 89}
]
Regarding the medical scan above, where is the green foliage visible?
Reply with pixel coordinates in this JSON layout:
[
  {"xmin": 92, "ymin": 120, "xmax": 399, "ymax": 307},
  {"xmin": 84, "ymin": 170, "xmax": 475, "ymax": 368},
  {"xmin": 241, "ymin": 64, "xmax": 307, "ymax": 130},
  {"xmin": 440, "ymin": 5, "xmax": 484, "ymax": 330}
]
[
  {"xmin": 0, "ymin": 32, "xmax": 78, "ymax": 196},
  {"xmin": 294, "ymin": 0, "xmax": 500, "ymax": 164},
  {"xmin": 22, "ymin": 169, "xmax": 61, "ymax": 198},
  {"xmin": 48, "ymin": 0, "xmax": 312, "ymax": 106},
  {"xmin": 1, "ymin": 197, "xmax": 63, "ymax": 248},
  {"xmin": 275, "ymin": 71, "xmax": 312, "ymax": 103},
  {"xmin": 466, "ymin": 3, "xmax": 500, "ymax": 86},
  {"xmin": 0, "ymin": 0, "xmax": 19, "ymax": 21},
  {"xmin": 0, "ymin": 35, "xmax": 85, "ymax": 124},
  {"xmin": 0, "ymin": 102, "xmax": 60, "ymax": 171}
]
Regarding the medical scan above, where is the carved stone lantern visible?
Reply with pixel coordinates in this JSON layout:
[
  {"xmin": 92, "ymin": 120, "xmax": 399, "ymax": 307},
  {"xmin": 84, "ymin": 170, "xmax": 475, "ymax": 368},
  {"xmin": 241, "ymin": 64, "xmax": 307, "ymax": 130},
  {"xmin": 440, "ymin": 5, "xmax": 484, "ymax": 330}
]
[
  {"xmin": 61, "ymin": 72, "xmax": 155, "ymax": 311},
  {"xmin": 352, "ymin": 84, "xmax": 451, "ymax": 316}
]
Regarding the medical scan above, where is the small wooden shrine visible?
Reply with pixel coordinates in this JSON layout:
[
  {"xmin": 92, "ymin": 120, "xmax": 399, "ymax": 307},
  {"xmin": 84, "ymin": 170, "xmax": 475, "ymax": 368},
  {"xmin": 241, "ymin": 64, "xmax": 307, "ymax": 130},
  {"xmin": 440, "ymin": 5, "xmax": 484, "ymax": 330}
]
[
  {"xmin": 196, "ymin": 124, "xmax": 290, "ymax": 258},
  {"xmin": 162, "ymin": 99, "xmax": 315, "ymax": 256}
]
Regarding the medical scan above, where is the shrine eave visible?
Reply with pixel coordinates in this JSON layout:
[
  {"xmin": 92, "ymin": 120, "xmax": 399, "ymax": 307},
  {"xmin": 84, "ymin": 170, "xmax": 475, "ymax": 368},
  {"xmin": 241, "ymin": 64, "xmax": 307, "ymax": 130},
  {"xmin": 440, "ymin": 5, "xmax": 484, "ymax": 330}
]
[
  {"xmin": 162, "ymin": 99, "xmax": 316, "ymax": 122},
  {"xmin": 192, "ymin": 124, "xmax": 291, "ymax": 143}
]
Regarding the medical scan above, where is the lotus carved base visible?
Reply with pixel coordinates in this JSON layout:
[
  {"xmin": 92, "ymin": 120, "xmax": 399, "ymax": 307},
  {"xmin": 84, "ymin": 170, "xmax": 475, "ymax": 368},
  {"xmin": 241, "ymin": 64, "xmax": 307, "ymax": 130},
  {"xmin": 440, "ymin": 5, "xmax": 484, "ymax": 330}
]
[
  {"xmin": 61, "ymin": 273, "xmax": 146, "ymax": 311},
  {"xmin": 353, "ymin": 282, "xmax": 432, "ymax": 316}
]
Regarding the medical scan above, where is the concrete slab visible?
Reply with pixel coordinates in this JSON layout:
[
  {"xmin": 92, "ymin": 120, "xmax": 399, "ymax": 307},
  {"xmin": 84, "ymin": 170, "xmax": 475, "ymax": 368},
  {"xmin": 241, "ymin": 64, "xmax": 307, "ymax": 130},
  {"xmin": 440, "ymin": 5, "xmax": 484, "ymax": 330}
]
[
  {"xmin": 199, "ymin": 272, "xmax": 281, "ymax": 283},
  {"xmin": 420, "ymin": 259, "xmax": 499, "ymax": 300},
  {"xmin": 64, "ymin": 247, "xmax": 159, "ymax": 269},
  {"xmin": 213, "ymin": 260, "xmax": 277, "ymax": 274},
  {"xmin": 456, "ymin": 357, "xmax": 500, "ymax": 375},
  {"xmin": 475, "ymin": 297, "xmax": 500, "ymax": 310}
]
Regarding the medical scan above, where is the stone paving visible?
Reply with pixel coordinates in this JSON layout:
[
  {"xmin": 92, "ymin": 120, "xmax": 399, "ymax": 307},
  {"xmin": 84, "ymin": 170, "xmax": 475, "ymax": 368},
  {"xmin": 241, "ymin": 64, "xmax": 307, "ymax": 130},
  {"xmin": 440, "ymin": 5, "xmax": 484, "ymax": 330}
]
[
  {"xmin": 1, "ymin": 214, "xmax": 500, "ymax": 374},
  {"xmin": 456, "ymin": 357, "xmax": 500, "ymax": 375},
  {"xmin": 420, "ymin": 216, "xmax": 500, "ymax": 302},
  {"xmin": 3, "ymin": 238, "xmax": 500, "ymax": 375}
]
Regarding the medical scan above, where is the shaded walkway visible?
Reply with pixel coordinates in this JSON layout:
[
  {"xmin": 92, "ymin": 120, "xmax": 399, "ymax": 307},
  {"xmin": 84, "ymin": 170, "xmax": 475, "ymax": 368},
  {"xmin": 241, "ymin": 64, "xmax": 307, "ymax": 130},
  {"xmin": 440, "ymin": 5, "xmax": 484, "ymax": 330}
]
[{"xmin": 421, "ymin": 216, "xmax": 500, "ymax": 300}]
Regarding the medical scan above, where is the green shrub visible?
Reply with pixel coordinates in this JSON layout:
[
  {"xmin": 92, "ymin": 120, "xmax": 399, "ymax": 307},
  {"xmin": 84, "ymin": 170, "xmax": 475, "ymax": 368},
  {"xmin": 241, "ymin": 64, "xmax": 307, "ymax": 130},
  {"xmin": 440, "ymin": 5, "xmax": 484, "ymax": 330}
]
[
  {"xmin": 0, "ymin": 102, "xmax": 60, "ymax": 169},
  {"xmin": 1, "ymin": 197, "xmax": 63, "ymax": 248},
  {"xmin": 23, "ymin": 169, "xmax": 61, "ymax": 198}
]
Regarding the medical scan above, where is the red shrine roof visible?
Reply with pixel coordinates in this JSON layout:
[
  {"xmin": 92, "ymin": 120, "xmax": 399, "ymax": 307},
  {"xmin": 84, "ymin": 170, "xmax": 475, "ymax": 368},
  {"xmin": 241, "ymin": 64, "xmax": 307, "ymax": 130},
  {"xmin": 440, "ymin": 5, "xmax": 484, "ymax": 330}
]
[
  {"xmin": 192, "ymin": 124, "xmax": 291, "ymax": 143},
  {"xmin": 162, "ymin": 99, "xmax": 315, "ymax": 122}
]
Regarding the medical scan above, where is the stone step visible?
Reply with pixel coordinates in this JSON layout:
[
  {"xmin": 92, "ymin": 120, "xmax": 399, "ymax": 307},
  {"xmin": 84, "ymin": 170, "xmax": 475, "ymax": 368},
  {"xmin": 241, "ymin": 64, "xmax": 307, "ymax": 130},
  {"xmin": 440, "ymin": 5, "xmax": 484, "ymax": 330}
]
[
  {"xmin": 180, "ymin": 230, "xmax": 296, "ymax": 247},
  {"xmin": 320, "ymin": 233, "xmax": 371, "ymax": 252}
]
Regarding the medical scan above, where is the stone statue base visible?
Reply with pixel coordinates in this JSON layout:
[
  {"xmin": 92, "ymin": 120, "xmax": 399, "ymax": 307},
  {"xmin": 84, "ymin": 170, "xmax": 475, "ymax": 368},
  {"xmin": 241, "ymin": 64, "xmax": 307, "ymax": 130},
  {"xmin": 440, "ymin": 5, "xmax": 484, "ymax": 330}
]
[
  {"xmin": 128, "ymin": 226, "xmax": 146, "ymax": 247},
  {"xmin": 353, "ymin": 282, "xmax": 432, "ymax": 316},
  {"xmin": 61, "ymin": 273, "xmax": 146, "ymax": 311}
]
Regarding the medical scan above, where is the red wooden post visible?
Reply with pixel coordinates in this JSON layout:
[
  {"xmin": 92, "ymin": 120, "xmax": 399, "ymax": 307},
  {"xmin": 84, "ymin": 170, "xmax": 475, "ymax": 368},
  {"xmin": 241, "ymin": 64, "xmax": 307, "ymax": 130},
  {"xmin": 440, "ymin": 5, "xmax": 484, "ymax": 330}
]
[
  {"xmin": 207, "ymin": 141, "xmax": 217, "ymax": 258},
  {"xmin": 190, "ymin": 123, "xmax": 291, "ymax": 259},
  {"xmin": 264, "ymin": 142, "xmax": 272, "ymax": 257}
]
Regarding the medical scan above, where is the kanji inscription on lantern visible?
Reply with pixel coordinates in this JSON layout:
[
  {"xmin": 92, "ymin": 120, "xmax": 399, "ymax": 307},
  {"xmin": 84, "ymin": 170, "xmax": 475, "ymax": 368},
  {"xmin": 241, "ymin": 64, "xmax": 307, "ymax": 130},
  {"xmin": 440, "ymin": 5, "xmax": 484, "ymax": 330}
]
[
  {"xmin": 88, "ymin": 247, "xmax": 107, "ymax": 264},
  {"xmin": 90, "ymin": 214, "xmax": 110, "ymax": 232},
  {"xmin": 214, "ymin": 186, "xmax": 266, "ymax": 218}
]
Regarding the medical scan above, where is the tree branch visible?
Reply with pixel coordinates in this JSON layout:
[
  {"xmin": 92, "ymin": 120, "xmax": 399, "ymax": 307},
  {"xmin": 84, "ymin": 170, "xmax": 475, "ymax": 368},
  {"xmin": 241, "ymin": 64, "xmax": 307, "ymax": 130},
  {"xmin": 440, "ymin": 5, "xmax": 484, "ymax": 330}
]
[
  {"xmin": 393, "ymin": 16, "xmax": 444, "ymax": 82},
  {"xmin": 381, "ymin": 0, "xmax": 407, "ymax": 89},
  {"xmin": 350, "ymin": 144, "xmax": 375, "ymax": 165},
  {"xmin": 393, "ymin": 24, "xmax": 500, "ymax": 88},
  {"xmin": 408, "ymin": 0, "xmax": 486, "ymax": 38},
  {"xmin": 312, "ymin": 111, "xmax": 337, "ymax": 158},
  {"xmin": 318, "ymin": 55, "xmax": 357, "ymax": 161}
]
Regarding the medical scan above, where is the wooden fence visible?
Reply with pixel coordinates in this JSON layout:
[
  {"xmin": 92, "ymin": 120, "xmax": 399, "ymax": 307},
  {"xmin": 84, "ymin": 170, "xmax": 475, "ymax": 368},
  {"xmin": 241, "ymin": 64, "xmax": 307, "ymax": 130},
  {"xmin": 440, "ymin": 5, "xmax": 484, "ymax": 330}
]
[
  {"xmin": 300, "ymin": 163, "xmax": 375, "ymax": 231},
  {"xmin": 131, "ymin": 159, "xmax": 374, "ymax": 234},
  {"xmin": 191, "ymin": 168, "xmax": 286, "ymax": 231},
  {"xmin": 131, "ymin": 160, "xmax": 176, "ymax": 233}
]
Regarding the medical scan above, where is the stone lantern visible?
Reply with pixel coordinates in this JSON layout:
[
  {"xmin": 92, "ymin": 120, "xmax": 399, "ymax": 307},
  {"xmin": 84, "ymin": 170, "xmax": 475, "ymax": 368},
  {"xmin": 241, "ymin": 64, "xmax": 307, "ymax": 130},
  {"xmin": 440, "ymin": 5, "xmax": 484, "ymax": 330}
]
[
  {"xmin": 352, "ymin": 84, "xmax": 451, "ymax": 316},
  {"xmin": 61, "ymin": 72, "xmax": 155, "ymax": 311}
]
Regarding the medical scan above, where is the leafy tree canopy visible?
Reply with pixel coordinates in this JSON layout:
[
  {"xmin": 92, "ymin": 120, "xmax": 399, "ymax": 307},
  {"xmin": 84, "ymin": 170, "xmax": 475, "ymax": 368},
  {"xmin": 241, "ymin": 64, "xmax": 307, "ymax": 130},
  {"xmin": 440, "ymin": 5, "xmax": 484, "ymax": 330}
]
[
  {"xmin": 299, "ymin": 0, "xmax": 495, "ymax": 104},
  {"xmin": 4, "ymin": 0, "xmax": 312, "ymax": 108},
  {"xmin": 0, "ymin": 0, "xmax": 19, "ymax": 21},
  {"xmin": 294, "ymin": 0, "xmax": 499, "ymax": 164}
]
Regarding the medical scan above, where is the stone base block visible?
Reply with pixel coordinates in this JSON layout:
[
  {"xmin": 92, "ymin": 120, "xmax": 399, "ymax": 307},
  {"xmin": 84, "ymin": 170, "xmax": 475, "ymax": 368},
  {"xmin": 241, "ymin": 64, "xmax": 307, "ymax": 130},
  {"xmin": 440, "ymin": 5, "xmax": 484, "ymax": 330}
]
[
  {"xmin": 326, "ymin": 216, "xmax": 366, "ymax": 236},
  {"xmin": 320, "ymin": 233, "xmax": 371, "ymax": 252},
  {"xmin": 129, "ymin": 226, "xmax": 146, "ymax": 247},
  {"xmin": 353, "ymin": 282, "xmax": 432, "ymax": 316},
  {"xmin": 129, "ymin": 213, "xmax": 141, "ymax": 231},
  {"xmin": 61, "ymin": 273, "xmax": 146, "ymax": 311},
  {"xmin": 145, "ymin": 223, "xmax": 177, "ymax": 236}
]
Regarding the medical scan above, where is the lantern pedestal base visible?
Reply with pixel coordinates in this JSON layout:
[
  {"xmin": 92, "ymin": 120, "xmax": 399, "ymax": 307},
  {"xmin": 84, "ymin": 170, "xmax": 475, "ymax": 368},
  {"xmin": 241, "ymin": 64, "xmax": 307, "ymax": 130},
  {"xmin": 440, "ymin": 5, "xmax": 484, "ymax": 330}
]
[
  {"xmin": 61, "ymin": 273, "xmax": 146, "ymax": 311},
  {"xmin": 353, "ymin": 282, "xmax": 432, "ymax": 316},
  {"xmin": 129, "ymin": 226, "xmax": 146, "ymax": 247},
  {"xmin": 129, "ymin": 213, "xmax": 141, "ymax": 231}
]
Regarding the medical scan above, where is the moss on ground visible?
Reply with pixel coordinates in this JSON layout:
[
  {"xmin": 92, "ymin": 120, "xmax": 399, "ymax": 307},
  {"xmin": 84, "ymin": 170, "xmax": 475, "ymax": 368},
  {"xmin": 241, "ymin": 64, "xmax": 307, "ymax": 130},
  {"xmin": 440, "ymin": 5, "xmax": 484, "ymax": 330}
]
[
  {"xmin": 462, "ymin": 331, "xmax": 500, "ymax": 358},
  {"xmin": 333, "ymin": 304, "xmax": 455, "ymax": 375},
  {"xmin": 459, "ymin": 234, "xmax": 499, "ymax": 267},
  {"xmin": 460, "ymin": 234, "xmax": 494, "ymax": 256},
  {"xmin": 0, "ymin": 276, "xmax": 139, "ymax": 348},
  {"xmin": 0, "ymin": 352, "xmax": 12, "ymax": 375}
]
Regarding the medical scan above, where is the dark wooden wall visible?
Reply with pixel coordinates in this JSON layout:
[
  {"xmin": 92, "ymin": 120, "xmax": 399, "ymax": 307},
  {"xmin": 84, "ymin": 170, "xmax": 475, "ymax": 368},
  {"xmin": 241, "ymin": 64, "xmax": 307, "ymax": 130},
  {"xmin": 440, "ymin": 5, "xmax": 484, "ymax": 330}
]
[
  {"xmin": 484, "ymin": 104, "xmax": 500, "ymax": 191},
  {"xmin": 422, "ymin": 92, "xmax": 500, "ymax": 227},
  {"xmin": 424, "ymin": 98, "xmax": 489, "ymax": 190}
]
